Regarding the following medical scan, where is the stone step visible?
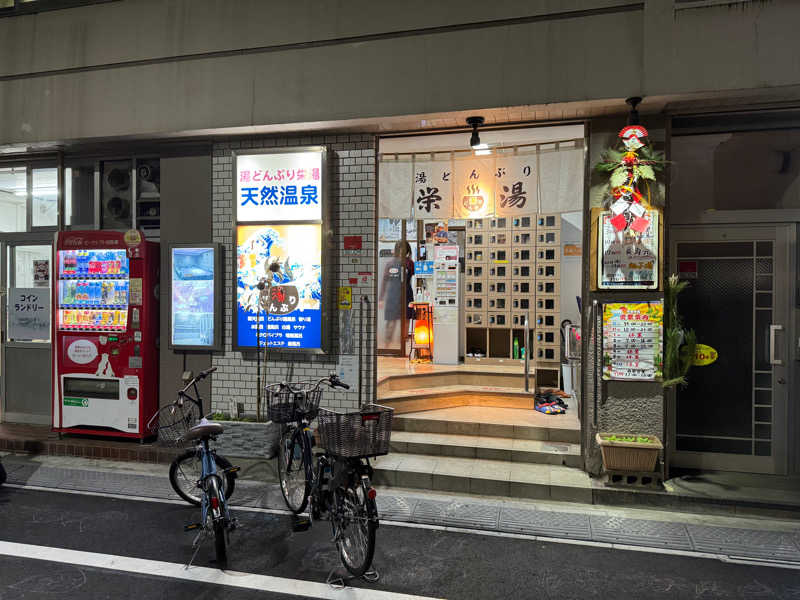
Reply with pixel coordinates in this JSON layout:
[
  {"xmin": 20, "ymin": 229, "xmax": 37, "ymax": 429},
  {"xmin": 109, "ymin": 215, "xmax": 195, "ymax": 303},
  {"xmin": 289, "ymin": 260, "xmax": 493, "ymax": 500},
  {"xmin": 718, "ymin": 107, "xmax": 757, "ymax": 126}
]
[
  {"xmin": 390, "ymin": 431, "xmax": 581, "ymax": 468},
  {"xmin": 379, "ymin": 385, "xmax": 535, "ymax": 413},
  {"xmin": 372, "ymin": 452, "xmax": 592, "ymax": 503},
  {"xmin": 392, "ymin": 406, "xmax": 580, "ymax": 444}
]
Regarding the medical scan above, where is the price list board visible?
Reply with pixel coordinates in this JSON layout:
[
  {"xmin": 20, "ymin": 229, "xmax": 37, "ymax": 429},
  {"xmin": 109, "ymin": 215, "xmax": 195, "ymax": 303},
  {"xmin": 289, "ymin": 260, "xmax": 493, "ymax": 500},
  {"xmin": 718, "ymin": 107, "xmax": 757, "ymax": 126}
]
[{"xmin": 602, "ymin": 302, "xmax": 663, "ymax": 381}]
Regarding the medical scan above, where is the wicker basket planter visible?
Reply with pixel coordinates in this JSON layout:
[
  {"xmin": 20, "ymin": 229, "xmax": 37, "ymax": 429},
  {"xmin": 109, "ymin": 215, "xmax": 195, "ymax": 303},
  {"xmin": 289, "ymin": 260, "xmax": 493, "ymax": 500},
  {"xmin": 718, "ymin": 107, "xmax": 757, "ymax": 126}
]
[{"xmin": 596, "ymin": 433, "xmax": 663, "ymax": 472}]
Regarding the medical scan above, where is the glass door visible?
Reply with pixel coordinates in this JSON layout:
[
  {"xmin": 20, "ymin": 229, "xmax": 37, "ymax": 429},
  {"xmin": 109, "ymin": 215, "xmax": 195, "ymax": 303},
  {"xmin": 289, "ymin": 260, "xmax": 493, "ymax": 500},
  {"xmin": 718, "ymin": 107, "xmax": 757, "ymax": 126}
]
[
  {"xmin": 377, "ymin": 219, "xmax": 412, "ymax": 356},
  {"xmin": 2, "ymin": 240, "xmax": 54, "ymax": 424},
  {"xmin": 669, "ymin": 224, "xmax": 793, "ymax": 474}
]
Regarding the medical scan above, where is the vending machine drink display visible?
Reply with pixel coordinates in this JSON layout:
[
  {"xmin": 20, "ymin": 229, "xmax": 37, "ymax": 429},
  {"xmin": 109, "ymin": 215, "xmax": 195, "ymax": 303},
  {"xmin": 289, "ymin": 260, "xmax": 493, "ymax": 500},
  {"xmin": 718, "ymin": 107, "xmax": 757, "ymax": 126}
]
[{"xmin": 52, "ymin": 230, "xmax": 159, "ymax": 439}]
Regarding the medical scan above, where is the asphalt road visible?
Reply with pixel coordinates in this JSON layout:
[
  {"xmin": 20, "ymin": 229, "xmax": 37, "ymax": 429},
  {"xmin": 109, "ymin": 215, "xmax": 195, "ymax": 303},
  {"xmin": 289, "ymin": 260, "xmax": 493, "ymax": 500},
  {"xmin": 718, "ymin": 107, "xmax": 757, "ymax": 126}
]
[{"xmin": 0, "ymin": 486, "xmax": 798, "ymax": 600}]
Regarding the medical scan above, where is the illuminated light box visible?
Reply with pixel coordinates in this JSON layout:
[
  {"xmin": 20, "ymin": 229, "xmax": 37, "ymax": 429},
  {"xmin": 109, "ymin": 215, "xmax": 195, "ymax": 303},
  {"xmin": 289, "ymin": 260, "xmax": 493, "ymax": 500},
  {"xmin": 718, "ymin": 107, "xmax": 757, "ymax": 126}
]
[
  {"xmin": 169, "ymin": 244, "xmax": 223, "ymax": 350},
  {"xmin": 236, "ymin": 149, "xmax": 324, "ymax": 222},
  {"xmin": 235, "ymin": 224, "xmax": 322, "ymax": 350},
  {"xmin": 234, "ymin": 147, "xmax": 327, "ymax": 352}
]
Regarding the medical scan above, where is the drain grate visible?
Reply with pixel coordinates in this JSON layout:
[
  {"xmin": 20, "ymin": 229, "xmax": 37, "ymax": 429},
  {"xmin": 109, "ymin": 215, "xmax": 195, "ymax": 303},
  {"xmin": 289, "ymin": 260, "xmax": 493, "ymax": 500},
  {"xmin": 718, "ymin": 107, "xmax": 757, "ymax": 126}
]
[
  {"xmin": 500, "ymin": 507, "xmax": 591, "ymax": 540},
  {"xmin": 590, "ymin": 516, "xmax": 693, "ymax": 550},
  {"xmin": 688, "ymin": 525, "xmax": 800, "ymax": 563},
  {"xmin": 412, "ymin": 499, "xmax": 500, "ymax": 530},
  {"xmin": 377, "ymin": 495, "xmax": 418, "ymax": 521}
]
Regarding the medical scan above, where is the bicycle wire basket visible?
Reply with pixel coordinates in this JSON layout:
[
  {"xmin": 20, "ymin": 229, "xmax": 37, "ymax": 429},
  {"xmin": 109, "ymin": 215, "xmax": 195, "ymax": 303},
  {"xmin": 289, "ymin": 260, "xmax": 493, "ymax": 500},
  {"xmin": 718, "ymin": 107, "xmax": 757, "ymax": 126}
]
[
  {"xmin": 266, "ymin": 382, "xmax": 323, "ymax": 424},
  {"xmin": 146, "ymin": 400, "xmax": 201, "ymax": 446},
  {"xmin": 316, "ymin": 404, "xmax": 394, "ymax": 458}
]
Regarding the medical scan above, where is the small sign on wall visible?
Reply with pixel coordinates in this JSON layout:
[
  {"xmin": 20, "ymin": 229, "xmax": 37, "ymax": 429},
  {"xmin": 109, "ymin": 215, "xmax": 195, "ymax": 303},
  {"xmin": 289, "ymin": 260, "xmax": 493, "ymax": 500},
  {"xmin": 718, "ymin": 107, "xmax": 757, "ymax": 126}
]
[
  {"xmin": 9, "ymin": 287, "xmax": 50, "ymax": 341},
  {"xmin": 602, "ymin": 302, "xmax": 664, "ymax": 381},
  {"xmin": 597, "ymin": 209, "xmax": 660, "ymax": 290},
  {"xmin": 33, "ymin": 260, "xmax": 49, "ymax": 286}
]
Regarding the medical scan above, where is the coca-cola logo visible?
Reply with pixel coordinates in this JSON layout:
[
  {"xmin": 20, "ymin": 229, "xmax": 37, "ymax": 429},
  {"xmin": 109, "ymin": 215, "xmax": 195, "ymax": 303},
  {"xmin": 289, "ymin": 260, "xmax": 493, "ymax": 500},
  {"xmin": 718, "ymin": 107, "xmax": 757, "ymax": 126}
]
[{"xmin": 63, "ymin": 238, "xmax": 120, "ymax": 247}]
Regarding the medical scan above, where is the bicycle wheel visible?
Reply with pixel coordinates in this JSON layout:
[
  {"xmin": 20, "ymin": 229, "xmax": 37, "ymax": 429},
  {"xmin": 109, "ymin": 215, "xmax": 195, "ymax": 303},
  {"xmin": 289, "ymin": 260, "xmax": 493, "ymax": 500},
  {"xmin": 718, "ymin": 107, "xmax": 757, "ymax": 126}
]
[
  {"xmin": 207, "ymin": 481, "xmax": 228, "ymax": 570},
  {"xmin": 277, "ymin": 427, "xmax": 310, "ymax": 514},
  {"xmin": 334, "ymin": 484, "xmax": 376, "ymax": 577},
  {"xmin": 169, "ymin": 450, "xmax": 236, "ymax": 506}
]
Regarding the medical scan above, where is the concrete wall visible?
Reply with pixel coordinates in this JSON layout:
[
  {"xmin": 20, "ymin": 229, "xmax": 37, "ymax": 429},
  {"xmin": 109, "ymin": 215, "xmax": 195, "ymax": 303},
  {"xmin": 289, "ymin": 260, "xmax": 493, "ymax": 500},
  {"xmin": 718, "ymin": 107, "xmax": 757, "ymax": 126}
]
[
  {"xmin": 209, "ymin": 134, "xmax": 375, "ymax": 414},
  {"xmin": 582, "ymin": 117, "xmax": 666, "ymax": 476},
  {"xmin": 2, "ymin": 0, "xmax": 799, "ymax": 145},
  {"xmin": 158, "ymin": 154, "xmax": 214, "ymax": 409}
]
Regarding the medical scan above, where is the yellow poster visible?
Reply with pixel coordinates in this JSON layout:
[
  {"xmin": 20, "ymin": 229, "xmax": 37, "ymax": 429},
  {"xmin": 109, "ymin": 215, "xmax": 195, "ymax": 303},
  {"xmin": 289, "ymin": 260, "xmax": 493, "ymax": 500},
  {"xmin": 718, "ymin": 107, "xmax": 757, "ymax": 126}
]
[
  {"xmin": 602, "ymin": 302, "xmax": 664, "ymax": 381},
  {"xmin": 338, "ymin": 286, "xmax": 352, "ymax": 310}
]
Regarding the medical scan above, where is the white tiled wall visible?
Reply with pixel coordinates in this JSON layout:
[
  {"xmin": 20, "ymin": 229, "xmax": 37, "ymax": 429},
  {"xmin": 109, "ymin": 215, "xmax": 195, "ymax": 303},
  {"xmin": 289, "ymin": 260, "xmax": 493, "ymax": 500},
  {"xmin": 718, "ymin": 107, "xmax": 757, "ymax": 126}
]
[{"xmin": 211, "ymin": 134, "xmax": 376, "ymax": 413}]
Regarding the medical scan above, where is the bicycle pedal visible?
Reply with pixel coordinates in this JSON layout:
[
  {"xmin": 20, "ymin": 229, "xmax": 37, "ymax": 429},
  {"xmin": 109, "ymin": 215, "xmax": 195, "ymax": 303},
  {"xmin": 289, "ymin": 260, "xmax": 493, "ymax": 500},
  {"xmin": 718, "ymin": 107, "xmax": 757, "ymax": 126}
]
[
  {"xmin": 227, "ymin": 466, "xmax": 241, "ymax": 475},
  {"xmin": 184, "ymin": 523, "xmax": 202, "ymax": 532},
  {"xmin": 291, "ymin": 515, "xmax": 312, "ymax": 532}
]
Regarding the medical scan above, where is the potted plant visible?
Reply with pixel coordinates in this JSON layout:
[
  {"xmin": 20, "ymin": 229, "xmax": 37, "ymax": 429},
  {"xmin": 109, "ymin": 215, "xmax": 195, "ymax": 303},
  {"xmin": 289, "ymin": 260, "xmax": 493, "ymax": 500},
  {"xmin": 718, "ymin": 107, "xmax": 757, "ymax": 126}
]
[{"xmin": 596, "ymin": 432, "xmax": 663, "ymax": 472}]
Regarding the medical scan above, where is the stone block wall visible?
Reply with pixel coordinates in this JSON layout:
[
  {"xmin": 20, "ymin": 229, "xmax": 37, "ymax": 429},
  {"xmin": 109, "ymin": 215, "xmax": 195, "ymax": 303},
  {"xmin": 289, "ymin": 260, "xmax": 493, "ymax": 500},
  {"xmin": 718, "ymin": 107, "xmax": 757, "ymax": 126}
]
[{"xmin": 210, "ymin": 134, "xmax": 376, "ymax": 414}]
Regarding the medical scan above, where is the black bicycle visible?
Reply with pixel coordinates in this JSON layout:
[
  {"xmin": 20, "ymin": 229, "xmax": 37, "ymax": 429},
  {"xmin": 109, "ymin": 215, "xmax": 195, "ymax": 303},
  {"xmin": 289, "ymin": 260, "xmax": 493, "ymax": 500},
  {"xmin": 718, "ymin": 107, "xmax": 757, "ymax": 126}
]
[
  {"xmin": 269, "ymin": 374, "xmax": 393, "ymax": 579},
  {"xmin": 148, "ymin": 368, "xmax": 237, "ymax": 506}
]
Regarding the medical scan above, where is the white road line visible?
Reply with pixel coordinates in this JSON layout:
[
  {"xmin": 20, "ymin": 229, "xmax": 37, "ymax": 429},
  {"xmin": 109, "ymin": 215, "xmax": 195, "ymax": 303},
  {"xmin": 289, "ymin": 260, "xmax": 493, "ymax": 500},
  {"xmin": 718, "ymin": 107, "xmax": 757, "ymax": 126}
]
[
  {"xmin": 6, "ymin": 484, "xmax": 800, "ymax": 570},
  {"xmin": 0, "ymin": 540, "xmax": 444, "ymax": 600}
]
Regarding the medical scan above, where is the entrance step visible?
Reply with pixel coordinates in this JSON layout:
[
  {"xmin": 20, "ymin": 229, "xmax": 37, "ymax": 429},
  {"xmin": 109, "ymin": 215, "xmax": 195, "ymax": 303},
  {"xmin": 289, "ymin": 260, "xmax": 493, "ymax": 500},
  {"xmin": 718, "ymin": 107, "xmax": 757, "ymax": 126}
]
[
  {"xmin": 372, "ymin": 452, "xmax": 591, "ymax": 503},
  {"xmin": 378, "ymin": 371, "xmax": 526, "ymax": 394},
  {"xmin": 380, "ymin": 385, "xmax": 535, "ymax": 413},
  {"xmin": 390, "ymin": 431, "xmax": 581, "ymax": 468},
  {"xmin": 393, "ymin": 406, "xmax": 580, "ymax": 444}
]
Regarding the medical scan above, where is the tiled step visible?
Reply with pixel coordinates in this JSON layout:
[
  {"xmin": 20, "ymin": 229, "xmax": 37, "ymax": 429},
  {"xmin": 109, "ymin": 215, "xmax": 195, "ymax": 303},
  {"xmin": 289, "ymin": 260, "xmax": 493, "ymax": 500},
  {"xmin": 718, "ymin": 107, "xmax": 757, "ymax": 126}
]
[
  {"xmin": 380, "ymin": 385, "xmax": 536, "ymax": 413},
  {"xmin": 390, "ymin": 431, "xmax": 581, "ymax": 468},
  {"xmin": 373, "ymin": 452, "xmax": 591, "ymax": 503},
  {"xmin": 393, "ymin": 406, "xmax": 580, "ymax": 444}
]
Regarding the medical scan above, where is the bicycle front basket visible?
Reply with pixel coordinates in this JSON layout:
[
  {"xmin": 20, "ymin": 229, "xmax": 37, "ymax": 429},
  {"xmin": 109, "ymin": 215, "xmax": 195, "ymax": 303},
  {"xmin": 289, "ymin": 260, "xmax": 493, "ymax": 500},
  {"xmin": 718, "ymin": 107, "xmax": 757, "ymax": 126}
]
[
  {"xmin": 266, "ymin": 382, "xmax": 323, "ymax": 423},
  {"xmin": 317, "ymin": 404, "xmax": 394, "ymax": 458},
  {"xmin": 147, "ymin": 401, "xmax": 200, "ymax": 446},
  {"xmin": 266, "ymin": 384, "xmax": 297, "ymax": 424}
]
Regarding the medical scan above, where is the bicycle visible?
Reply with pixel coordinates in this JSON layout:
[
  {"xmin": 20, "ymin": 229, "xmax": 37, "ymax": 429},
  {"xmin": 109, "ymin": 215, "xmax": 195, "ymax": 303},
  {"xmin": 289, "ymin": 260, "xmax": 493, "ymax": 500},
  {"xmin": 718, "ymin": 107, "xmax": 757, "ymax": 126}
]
[
  {"xmin": 147, "ymin": 367, "xmax": 239, "ymax": 569},
  {"xmin": 148, "ymin": 368, "xmax": 237, "ymax": 506},
  {"xmin": 269, "ymin": 374, "xmax": 393, "ymax": 581}
]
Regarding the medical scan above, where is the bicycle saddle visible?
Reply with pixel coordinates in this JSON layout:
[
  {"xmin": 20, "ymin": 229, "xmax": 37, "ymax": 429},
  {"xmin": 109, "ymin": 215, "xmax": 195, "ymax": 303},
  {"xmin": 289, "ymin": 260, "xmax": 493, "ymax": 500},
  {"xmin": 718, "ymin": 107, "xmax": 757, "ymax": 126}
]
[{"xmin": 184, "ymin": 419, "xmax": 224, "ymax": 441}]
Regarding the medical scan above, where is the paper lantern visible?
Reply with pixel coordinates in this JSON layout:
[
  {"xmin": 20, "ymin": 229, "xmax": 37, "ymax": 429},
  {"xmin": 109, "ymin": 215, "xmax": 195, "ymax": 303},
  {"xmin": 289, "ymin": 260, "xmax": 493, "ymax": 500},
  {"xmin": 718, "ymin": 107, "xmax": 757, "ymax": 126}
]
[{"xmin": 414, "ymin": 321, "xmax": 431, "ymax": 345}]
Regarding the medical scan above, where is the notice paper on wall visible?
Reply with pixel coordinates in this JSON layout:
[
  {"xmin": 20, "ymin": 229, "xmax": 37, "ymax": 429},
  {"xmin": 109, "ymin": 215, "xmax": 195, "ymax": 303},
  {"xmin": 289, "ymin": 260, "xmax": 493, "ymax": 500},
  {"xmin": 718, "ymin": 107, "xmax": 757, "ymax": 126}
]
[
  {"xmin": 9, "ymin": 287, "xmax": 50, "ymax": 341},
  {"xmin": 336, "ymin": 354, "xmax": 359, "ymax": 394},
  {"xmin": 602, "ymin": 302, "xmax": 663, "ymax": 381}
]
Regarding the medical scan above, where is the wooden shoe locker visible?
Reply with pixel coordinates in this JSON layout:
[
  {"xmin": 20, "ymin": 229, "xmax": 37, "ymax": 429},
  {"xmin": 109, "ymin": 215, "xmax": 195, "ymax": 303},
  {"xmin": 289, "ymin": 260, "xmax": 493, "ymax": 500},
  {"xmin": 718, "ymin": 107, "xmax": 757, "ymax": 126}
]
[{"xmin": 464, "ymin": 214, "xmax": 563, "ymax": 377}]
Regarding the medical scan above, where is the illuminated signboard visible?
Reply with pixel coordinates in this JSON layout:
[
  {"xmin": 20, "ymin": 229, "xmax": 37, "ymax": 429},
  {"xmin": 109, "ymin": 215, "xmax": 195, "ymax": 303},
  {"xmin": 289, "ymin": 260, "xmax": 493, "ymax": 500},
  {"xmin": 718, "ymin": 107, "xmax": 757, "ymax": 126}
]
[
  {"xmin": 169, "ymin": 244, "xmax": 222, "ymax": 350},
  {"xmin": 236, "ymin": 150, "xmax": 323, "ymax": 222},
  {"xmin": 234, "ymin": 147, "xmax": 326, "ymax": 351},
  {"xmin": 236, "ymin": 224, "xmax": 322, "ymax": 349}
]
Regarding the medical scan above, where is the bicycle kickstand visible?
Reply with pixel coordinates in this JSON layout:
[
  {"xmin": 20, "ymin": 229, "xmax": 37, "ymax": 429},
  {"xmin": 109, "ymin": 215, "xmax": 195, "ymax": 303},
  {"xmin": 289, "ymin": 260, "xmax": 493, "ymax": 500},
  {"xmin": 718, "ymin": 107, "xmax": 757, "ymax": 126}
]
[{"xmin": 326, "ymin": 567, "xmax": 380, "ymax": 589}]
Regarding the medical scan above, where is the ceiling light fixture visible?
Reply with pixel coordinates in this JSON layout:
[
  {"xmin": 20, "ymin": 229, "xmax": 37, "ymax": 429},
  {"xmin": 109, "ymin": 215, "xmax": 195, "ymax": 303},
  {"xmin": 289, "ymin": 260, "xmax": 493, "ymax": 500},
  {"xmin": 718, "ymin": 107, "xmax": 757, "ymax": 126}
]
[
  {"xmin": 467, "ymin": 116, "xmax": 485, "ymax": 149},
  {"xmin": 626, "ymin": 96, "xmax": 642, "ymax": 126}
]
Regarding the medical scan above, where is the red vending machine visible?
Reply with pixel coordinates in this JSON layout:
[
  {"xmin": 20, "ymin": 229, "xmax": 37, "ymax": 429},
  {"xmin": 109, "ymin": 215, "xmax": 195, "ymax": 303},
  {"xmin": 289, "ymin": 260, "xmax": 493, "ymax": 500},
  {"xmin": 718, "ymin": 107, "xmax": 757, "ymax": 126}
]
[{"xmin": 52, "ymin": 230, "xmax": 159, "ymax": 439}]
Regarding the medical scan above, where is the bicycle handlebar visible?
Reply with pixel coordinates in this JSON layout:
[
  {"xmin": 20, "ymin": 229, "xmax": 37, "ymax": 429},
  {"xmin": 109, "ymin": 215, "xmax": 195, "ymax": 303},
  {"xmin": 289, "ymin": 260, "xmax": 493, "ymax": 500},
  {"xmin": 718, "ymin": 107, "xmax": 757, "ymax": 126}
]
[{"xmin": 271, "ymin": 373, "xmax": 350, "ymax": 393}]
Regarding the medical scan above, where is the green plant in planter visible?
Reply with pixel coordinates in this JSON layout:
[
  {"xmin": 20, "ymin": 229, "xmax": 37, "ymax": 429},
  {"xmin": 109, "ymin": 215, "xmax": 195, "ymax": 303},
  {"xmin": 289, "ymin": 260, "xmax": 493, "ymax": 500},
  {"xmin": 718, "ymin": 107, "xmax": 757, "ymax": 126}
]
[
  {"xmin": 663, "ymin": 274, "xmax": 697, "ymax": 388},
  {"xmin": 604, "ymin": 434, "xmax": 654, "ymax": 444}
]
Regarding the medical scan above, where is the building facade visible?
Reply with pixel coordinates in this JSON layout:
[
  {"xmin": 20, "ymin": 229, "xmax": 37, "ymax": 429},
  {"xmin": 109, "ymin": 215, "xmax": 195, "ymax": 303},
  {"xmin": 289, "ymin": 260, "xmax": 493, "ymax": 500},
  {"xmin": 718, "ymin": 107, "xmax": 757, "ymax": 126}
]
[{"xmin": 1, "ymin": 0, "xmax": 798, "ymax": 482}]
